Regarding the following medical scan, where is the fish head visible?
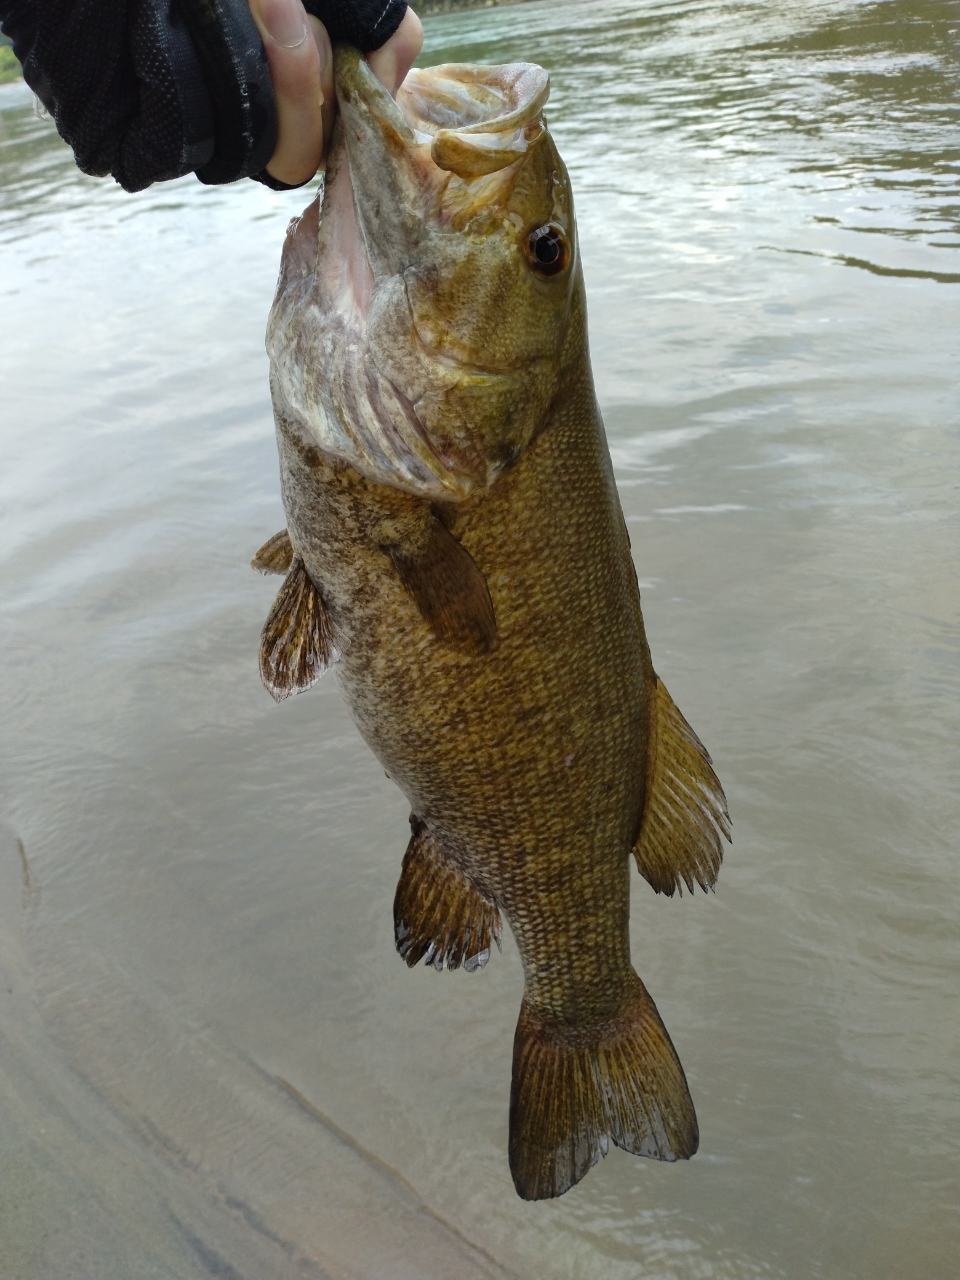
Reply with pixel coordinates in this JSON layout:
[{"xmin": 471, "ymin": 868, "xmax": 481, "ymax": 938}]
[{"xmin": 267, "ymin": 46, "xmax": 581, "ymax": 500}]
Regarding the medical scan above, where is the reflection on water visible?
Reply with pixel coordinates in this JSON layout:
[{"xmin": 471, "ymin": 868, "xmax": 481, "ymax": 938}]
[{"xmin": 1, "ymin": 1, "xmax": 957, "ymax": 1276}]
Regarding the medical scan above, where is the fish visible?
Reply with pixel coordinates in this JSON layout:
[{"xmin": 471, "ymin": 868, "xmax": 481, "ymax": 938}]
[{"xmin": 254, "ymin": 46, "xmax": 730, "ymax": 1201}]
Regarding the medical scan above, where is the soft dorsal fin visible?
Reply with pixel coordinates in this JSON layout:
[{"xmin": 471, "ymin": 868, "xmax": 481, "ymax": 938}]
[
  {"xmin": 383, "ymin": 517, "xmax": 497, "ymax": 656},
  {"xmin": 633, "ymin": 677, "xmax": 731, "ymax": 895},
  {"xmin": 259, "ymin": 557, "xmax": 340, "ymax": 702},
  {"xmin": 394, "ymin": 815, "xmax": 502, "ymax": 973},
  {"xmin": 251, "ymin": 529, "xmax": 294, "ymax": 576}
]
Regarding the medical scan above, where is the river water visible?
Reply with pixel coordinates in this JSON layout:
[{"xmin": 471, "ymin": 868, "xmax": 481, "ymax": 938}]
[{"xmin": 1, "ymin": 2, "xmax": 957, "ymax": 1277}]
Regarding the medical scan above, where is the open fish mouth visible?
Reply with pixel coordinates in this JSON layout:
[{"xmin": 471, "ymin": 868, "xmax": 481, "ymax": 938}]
[
  {"xmin": 400, "ymin": 61, "xmax": 550, "ymax": 173},
  {"xmin": 266, "ymin": 47, "xmax": 573, "ymax": 501}
]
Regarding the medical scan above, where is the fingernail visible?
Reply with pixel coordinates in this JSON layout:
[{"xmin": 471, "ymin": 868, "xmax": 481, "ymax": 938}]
[{"xmin": 258, "ymin": 0, "xmax": 307, "ymax": 49}]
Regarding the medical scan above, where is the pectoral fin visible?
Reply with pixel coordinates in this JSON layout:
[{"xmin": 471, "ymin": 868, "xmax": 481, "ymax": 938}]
[
  {"xmin": 384, "ymin": 518, "xmax": 497, "ymax": 656},
  {"xmin": 633, "ymin": 677, "xmax": 731, "ymax": 895},
  {"xmin": 251, "ymin": 529, "xmax": 294, "ymax": 575},
  {"xmin": 259, "ymin": 558, "xmax": 340, "ymax": 702}
]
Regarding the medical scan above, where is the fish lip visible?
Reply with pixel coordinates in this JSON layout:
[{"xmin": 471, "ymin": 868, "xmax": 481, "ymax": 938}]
[
  {"xmin": 334, "ymin": 45, "xmax": 417, "ymax": 148},
  {"xmin": 333, "ymin": 45, "xmax": 429, "ymax": 280},
  {"xmin": 334, "ymin": 44, "xmax": 551, "ymax": 150}
]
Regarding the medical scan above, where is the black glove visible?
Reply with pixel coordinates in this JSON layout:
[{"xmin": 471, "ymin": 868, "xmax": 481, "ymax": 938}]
[
  {"xmin": 0, "ymin": 0, "xmax": 408, "ymax": 192},
  {"xmin": 306, "ymin": 0, "xmax": 408, "ymax": 50}
]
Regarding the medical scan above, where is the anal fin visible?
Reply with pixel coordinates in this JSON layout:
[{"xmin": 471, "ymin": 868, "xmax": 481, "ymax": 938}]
[
  {"xmin": 259, "ymin": 557, "xmax": 340, "ymax": 702},
  {"xmin": 251, "ymin": 529, "xmax": 294, "ymax": 575},
  {"xmin": 384, "ymin": 518, "xmax": 496, "ymax": 657},
  {"xmin": 394, "ymin": 816, "xmax": 502, "ymax": 973},
  {"xmin": 633, "ymin": 677, "xmax": 731, "ymax": 895}
]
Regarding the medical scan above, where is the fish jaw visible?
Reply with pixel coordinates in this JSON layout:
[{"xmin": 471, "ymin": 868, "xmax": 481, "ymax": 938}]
[{"xmin": 266, "ymin": 46, "xmax": 581, "ymax": 501}]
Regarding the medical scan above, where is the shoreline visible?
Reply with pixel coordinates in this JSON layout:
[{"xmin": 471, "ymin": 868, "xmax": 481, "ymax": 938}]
[{"xmin": 0, "ymin": 44, "xmax": 21, "ymax": 85}]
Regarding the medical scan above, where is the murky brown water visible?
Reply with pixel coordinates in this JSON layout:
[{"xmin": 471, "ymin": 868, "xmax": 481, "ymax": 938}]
[{"xmin": 1, "ymin": 1, "xmax": 958, "ymax": 1276}]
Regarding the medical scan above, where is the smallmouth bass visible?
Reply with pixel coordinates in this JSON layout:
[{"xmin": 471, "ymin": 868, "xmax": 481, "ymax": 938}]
[{"xmin": 255, "ymin": 47, "xmax": 730, "ymax": 1200}]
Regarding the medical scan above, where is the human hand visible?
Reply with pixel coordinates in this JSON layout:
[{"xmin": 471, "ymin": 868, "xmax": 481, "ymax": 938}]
[
  {"xmin": 247, "ymin": 0, "xmax": 424, "ymax": 188},
  {"xmin": 366, "ymin": 7, "xmax": 425, "ymax": 99}
]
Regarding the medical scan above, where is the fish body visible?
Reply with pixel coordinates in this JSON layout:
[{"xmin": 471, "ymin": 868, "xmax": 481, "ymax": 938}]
[{"xmin": 258, "ymin": 48, "xmax": 730, "ymax": 1199}]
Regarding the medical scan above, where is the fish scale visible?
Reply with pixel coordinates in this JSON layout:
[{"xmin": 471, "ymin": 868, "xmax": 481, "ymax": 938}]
[{"xmin": 255, "ymin": 44, "xmax": 730, "ymax": 1200}]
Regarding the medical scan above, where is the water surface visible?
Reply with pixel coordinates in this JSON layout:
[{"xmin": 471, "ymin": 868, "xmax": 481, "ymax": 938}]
[{"xmin": 1, "ymin": 1, "xmax": 958, "ymax": 1277}]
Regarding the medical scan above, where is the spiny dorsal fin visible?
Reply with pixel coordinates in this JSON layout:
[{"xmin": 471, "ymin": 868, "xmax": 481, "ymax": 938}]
[
  {"xmin": 394, "ymin": 815, "xmax": 502, "ymax": 973},
  {"xmin": 383, "ymin": 519, "xmax": 496, "ymax": 656},
  {"xmin": 259, "ymin": 557, "xmax": 340, "ymax": 702},
  {"xmin": 509, "ymin": 970, "xmax": 698, "ymax": 1200},
  {"xmin": 251, "ymin": 529, "xmax": 294, "ymax": 576},
  {"xmin": 633, "ymin": 677, "xmax": 731, "ymax": 896}
]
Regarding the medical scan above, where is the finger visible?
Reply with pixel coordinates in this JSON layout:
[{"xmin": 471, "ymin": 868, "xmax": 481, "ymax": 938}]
[
  {"xmin": 248, "ymin": 0, "xmax": 333, "ymax": 185},
  {"xmin": 366, "ymin": 7, "xmax": 424, "ymax": 97},
  {"xmin": 315, "ymin": 18, "xmax": 336, "ymax": 165}
]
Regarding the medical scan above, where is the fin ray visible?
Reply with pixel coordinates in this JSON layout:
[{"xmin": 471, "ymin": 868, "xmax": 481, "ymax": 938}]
[
  {"xmin": 251, "ymin": 529, "xmax": 294, "ymax": 576},
  {"xmin": 259, "ymin": 557, "xmax": 340, "ymax": 702},
  {"xmin": 509, "ymin": 972, "xmax": 697, "ymax": 1200},
  {"xmin": 633, "ymin": 676, "xmax": 731, "ymax": 896},
  {"xmin": 394, "ymin": 817, "xmax": 502, "ymax": 973}
]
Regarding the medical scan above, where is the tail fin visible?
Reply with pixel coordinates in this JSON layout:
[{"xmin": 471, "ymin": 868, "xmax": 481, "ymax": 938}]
[{"xmin": 509, "ymin": 972, "xmax": 698, "ymax": 1200}]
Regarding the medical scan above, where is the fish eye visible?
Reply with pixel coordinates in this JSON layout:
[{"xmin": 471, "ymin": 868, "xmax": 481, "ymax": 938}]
[{"xmin": 525, "ymin": 224, "xmax": 569, "ymax": 278}]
